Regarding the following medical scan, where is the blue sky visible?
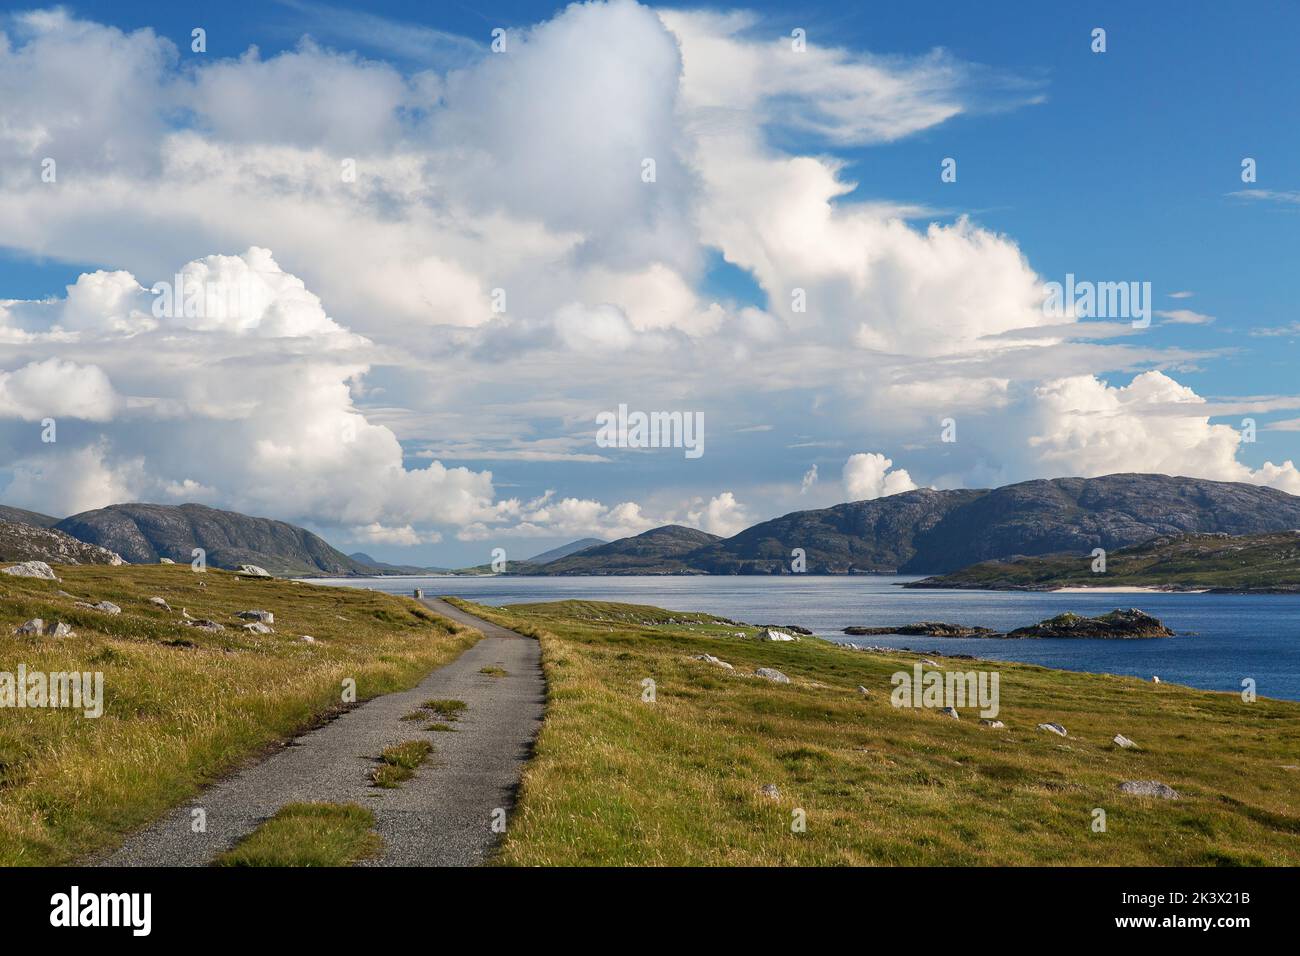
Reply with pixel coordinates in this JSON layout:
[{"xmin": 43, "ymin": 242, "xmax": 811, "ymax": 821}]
[{"xmin": 1, "ymin": 0, "xmax": 1298, "ymax": 565}]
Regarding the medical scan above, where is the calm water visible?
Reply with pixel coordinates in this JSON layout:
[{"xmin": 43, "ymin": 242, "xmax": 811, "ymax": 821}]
[{"xmin": 310, "ymin": 575, "xmax": 1300, "ymax": 701}]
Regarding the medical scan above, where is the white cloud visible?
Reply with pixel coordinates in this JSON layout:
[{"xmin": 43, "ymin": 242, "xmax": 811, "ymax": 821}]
[
  {"xmin": 0, "ymin": 358, "xmax": 119, "ymax": 420},
  {"xmin": 842, "ymin": 452, "xmax": 917, "ymax": 500},
  {"xmin": 687, "ymin": 491, "xmax": 750, "ymax": 536}
]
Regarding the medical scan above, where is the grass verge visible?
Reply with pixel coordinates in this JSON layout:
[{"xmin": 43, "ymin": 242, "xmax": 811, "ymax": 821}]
[
  {"xmin": 447, "ymin": 598, "xmax": 1300, "ymax": 866},
  {"xmin": 0, "ymin": 565, "xmax": 478, "ymax": 865},
  {"xmin": 213, "ymin": 802, "xmax": 382, "ymax": 867}
]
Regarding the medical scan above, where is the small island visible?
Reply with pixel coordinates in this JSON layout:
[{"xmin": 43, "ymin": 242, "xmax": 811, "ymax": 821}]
[{"xmin": 844, "ymin": 608, "xmax": 1174, "ymax": 639}]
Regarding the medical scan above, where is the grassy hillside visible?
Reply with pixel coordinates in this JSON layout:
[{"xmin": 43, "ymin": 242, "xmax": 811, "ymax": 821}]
[
  {"xmin": 910, "ymin": 531, "xmax": 1300, "ymax": 592},
  {"xmin": 0, "ymin": 565, "xmax": 477, "ymax": 865},
  {"xmin": 450, "ymin": 598, "xmax": 1300, "ymax": 866}
]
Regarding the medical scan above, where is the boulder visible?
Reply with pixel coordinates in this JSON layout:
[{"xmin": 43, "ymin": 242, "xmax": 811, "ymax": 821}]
[
  {"xmin": 236, "ymin": 610, "xmax": 274, "ymax": 624},
  {"xmin": 1119, "ymin": 780, "xmax": 1180, "ymax": 799},
  {"xmin": 159, "ymin": 558, "xmax": 176, "ymax": 564},
  {"xmin": 760, "ymin": 784, "xmax": 781, "ymax": 800},
  {"xmin": 2, "ymin": 560, "xmax": 58, "ymax": 580},
  {"xmin": 980, "ymin": 719, "xmax": 1006, "ymax": 728},
  {"xmin": 1037, "ymin": 722, "xmax": 1068, "ymax": 737},
  {"xmin": 299, "ymin": 635, "xmax": 317, "ymax": 644},
  {"xmin": 939, "ymin": 706, "xmax": 959, "ymax": 719},
  {"xmin": 755, "ymin": 667, "xmax": 790, "ymax": 684},
  {"xmin": 759, "ymin": 629, "xmax": 797, "ymax": 642},
  {"xmin": 856, "ymin": 685, "xmax": 870, "ymax": 696},
  {"xmin": 49, "ymin": 621, "xmax": 74, "ymax": 637},
  {"xmin": 1113, "ymin": 734, "xmax": 1137, "ymax": 749},
  {"xmin": 187, "ymin": 619, "xmax": 225, "ymax": 632},
  {"xmin": 13, "ymin": 618, "xmax": 44, "ymax": 636},
  {"xmin": 920, "ymin": 659, "xmax": 939, "ymax": 666},
  {"xmin": 692, "ymin": 653, "xmax": 733, "ymax": 670},
  {"xmin": 237, "ymin": 565, "xmax": 272, "ymax": 578},
  {"xmin": 242, "ymin": 622, "xmax": 274, "ymax": 634},
  {"xmin": 149, "ymin": 596, "xmax": 172, "ymax": 611}
]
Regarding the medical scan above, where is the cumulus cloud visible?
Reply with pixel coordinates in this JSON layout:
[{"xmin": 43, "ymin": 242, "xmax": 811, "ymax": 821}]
[
  {"xmin": 842, "ymin": 453, "xmax": 918, "ymax": 500},
  {"xmin": 0, "ymin": 358, "xmax": 119, "ymax": 420},
  {"xmin": 687, "ymin": 491, "xmax": 750, "ymax": 536}
]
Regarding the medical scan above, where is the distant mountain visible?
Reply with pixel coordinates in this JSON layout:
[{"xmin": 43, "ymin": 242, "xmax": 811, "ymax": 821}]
[
  {"xmin": 909, "ymin": 530, "xmax": 1300, "ymax": 592},
  {"xmin": 520, "ymin": 525, "xmax": 721, "ymax": 575},
  {"xmin": 523, "ymin": 475, "xmax": 1300, "ymax": 575},
  {"xmin": 348, "ymin": 552, "xmax": 448, "ymax": 575},
  {"xmin": 0, "ymin": 519, "xmax": 124, "ymax": 566},
  {"xmin": 0, "ymin": 505, "xmax": 60, "ymax": 529},
  {"xmin": 55, "ymin": 503, "xmax": 372, "ymax": 577},
  {"xmin": 526, "ymin": 538, "xmax": 606, "ymax": 564}
]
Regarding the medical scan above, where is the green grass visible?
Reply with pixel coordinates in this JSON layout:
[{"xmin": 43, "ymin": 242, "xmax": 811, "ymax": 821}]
[
  {"xmin": 0, "ymin": 564, "xmax": 479, "ymax": 865},
  {"xmin": 425, "ymin": 722, "xmax": 456, "ymax": 732},
  {"xmin": 446, "ymin": 598, "xmax": 1300, "ymax": 866},
  {"xmin": 214, "ymin": 802, "xmax": 382, "ymax": 867},
  {"xmin": 422, "ymin": 698, "xmax": 467, "ymax": 720},
  {"xmin": 371, "ymin": 740, "xmax": 434, "ymax": 788},
  {"xmin": 480, "ymin": 666, "xmax": 508, "ymax": 677}
]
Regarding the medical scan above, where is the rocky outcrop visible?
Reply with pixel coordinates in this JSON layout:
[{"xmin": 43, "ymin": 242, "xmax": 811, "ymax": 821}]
[
  {"xmin": 0, "ymin": 522, "xmax": 122, "ymax": 567},
  {"xmin": 1, "ymin": 560, "xmax": 60, "ymax": 579},
  {"xmin": 844, "ymin": 622, "xmax": 998, "ymax": 637},
  {"xmin": 1005, "ymin": 609, "xmax": 1173, "ymax": 639}
]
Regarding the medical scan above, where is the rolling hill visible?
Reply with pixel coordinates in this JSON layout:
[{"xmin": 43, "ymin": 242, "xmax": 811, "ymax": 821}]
[{"xmin": 520, "ymin": 525, "xmax": 721, "ymax": 575}]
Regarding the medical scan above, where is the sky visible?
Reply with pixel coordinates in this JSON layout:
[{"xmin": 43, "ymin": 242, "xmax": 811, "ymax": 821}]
[{"xmin": 1, "ymin": 0, "xmax": 1299, "ymax": 566}]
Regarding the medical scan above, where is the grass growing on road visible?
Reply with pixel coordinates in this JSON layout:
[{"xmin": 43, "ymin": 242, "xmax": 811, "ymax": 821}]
[
  {"xmin": 214, "ymin": 802, "xmax": 382, "ymax": 867},
  {"xmin": 422, "ymin": 698, "xmax": 467, "ymax": 720},
  {"xmin": 448, "ymin": 598, "xmax": 1300, "ymax": 866},
  {"xmin": 480, "ymin": 666, "xmax": 507, "ymax": 677},
  {"xmin": 0, "ymin": 565, "xmax": 478, "ymax": 866},
  {"xmin": 371, "ymin": 740, "xmax": 434, "ymax": 788}
]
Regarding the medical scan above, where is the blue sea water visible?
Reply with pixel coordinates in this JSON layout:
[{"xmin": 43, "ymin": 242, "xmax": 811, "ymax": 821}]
[{"xmin": 310, "ymin": 575, "xmax": 1300, "ymax": 702}]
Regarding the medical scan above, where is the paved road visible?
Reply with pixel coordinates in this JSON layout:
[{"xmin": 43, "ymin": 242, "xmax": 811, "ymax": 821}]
[{"xmin": 100, "ymin": 598, "xmax": 544, "ymax": 867}]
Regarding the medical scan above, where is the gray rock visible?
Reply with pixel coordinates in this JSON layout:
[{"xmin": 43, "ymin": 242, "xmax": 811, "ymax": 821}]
[
  {"xmin": 856, "ymin": 685, "xmax": 871, "ymax": 696},
  {"xmin": 242, "ymin": 622, "xmax": 274, "ymax": 634},
  {"xmin": 1113, "ymin": 734, "xmax": 1137, "ymax": 749},
  {"xmin": 159, "ymin": 558, "xmax": 176, "ymax": 564},
  {"xmin": 939, "ymin": 706, "xmax": 959, "ymax": 719},
  {"xmin": 920, "ymin": 658, "xmax": 939, "ymax": 666},
  {"xmin": 2, "ymin": 560, "xmax": 58, "ymax": 580},
  {"xmin": 14, "ymin": 618, "xmax": 44, "ymax": 636},
  {"xmin": 755, "ymin": 667, "xmax": 790, "ymax": 684},
  {"xmin": 299, "ymin": 635, "xmax": 318, "ymax": 644},
  {"xmin": 693, "ymin": 653, "xmax": 733, "ymax": 670},
  {"xmin": 187, "ymin": 619, "xmax": 225, "ymax": 632},
  {"xmin": 237, "ymin": 564, "xmax": 272, "ymax": 578},
  {"xmin": 980, "ymin": 719, "xmax": 1006, "ymax": 728},
  {"xmin": 236, "ymin": 609, "xmax": 274, "ymax": 624},
  {"xmin": 760, "ymin": 784, "xmax": 781, "ymax": 800},
  {"xmin": 75, "ymin": 600, "xmax": 121, "ymax": 615},
  {"xmin": 1037, "ymin": 722, "xmax": 1068, "ymax": 737},
  {"xmin": 759, "ymin": 629, "xmax": 797, "ymax": 642},
  {"xmin": 149, "ymin": 596, "xmax": 172, "ymax": 611},
  {"xmin": 1119, "ymin": 780, "xmax": 1180, "ymax": 799},
  {"xmin": 1151, "ymin": 675, "xmax": 1161, "ymax": 684}
]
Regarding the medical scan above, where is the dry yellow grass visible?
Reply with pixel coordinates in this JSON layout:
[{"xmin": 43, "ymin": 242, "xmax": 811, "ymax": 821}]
[
  {"xmin": 452, "ymin": 599, "xmax": 1300, "ymax": 866},
  {"xmin": 0, "ymin": 565, "xmax": 477, "ymax": 865}
]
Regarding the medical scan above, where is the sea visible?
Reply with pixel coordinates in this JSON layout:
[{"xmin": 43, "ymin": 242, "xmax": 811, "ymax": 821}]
[{"xmin": 309, "ymin": 574, "xmax": 1300, "ymax": 702}]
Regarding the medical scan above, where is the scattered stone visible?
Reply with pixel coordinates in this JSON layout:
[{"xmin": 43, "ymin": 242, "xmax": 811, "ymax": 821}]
[
  {"xmin": 755, "ymin": 667, "xmax": 790, "ymax": 684},
  {"xmin": 159, "ymin": 558, "xmax": 176, "ymax": 564},
  {"xmin": 939, "ymin": 706, "xmax": 959, "ymax": 719},
  {"xmin": 1152, "ymin": 675, "xmax": 1161, "ymax": 684},
  {"xmin": 237, "ymin": 564, "xmax": 272, "ymax": 578},
  {"xmin": 1113, "ymin": 734, "xmax": 1137, "ymax": 749},
  {"xmin": 920, "ymin": 659, "xmax": 939, "ymax": 667},
  {"xmin": 856, "ymin": 685, "xmax": 870, "ymax": 696},
  {"xmin": 1119, "ymin": 780, "xmax": 1180, "ymax": 799},
  {"xmin": 75, "ymin": 600, "xmax": 121, "ymax": 615},
  {"xmin": 733, "ymin": 631, "xmax": 746, "ymax": 638},
  {"xmin": 1, "ymin": 560, "xmax": 58, "ymax": 580},
  {"xmin": 236, "ymin": 609, "xmax": 274, "ymax": 624},
  {"xmin": 760, "ymin": 784, "xmax": 781, "ymax": 800},
  {"xmin": 186, "ymin": 619, "xmax": 225, "ymax": 632},
  {"xmin": 242, "ymin": 622, "xmax": 274, "ymax": 634},
  {"xmin": 14, "ymin": 618, "xmax": 44, "ymax": 636},
  {"xmin": 1037, "ymin": 722, "xmax": 1068, "ymax": 737},
  {"xmin": 759, "ymin": 629, "xmax": 797, "ymax": 642},
  {"xmin": 980, "ymin": 719, "xmax": 1005, "ymax": 728},
  {"xmin": 149, "ymin": 596, "xmax": 172, "ymax": 611},
  {"xmin": 49, "ymin": 621, "xmax": 74, "ymax": 638},
  {"xmin": 299, "ymin": 635, "xmax": 318, "ymax": 644},
  {"xmin": 692, "ymin": 653, "xmax": 734, "ymax": 670}
]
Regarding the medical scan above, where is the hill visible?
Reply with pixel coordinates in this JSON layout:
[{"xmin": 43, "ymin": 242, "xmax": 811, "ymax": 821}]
[
  {"xmin": 0, "ymin": 505, "xmax": 60, "ymax": 528},
  {"xmin": 55, "ymin": 503, "xmax": 373, "ymax": 577},
  {"xmin": 528, "ymin": 475, "xmax": 1300, "ymax": 575},
  {"xmin": 909, "ymin": 530, "xmax": 1300, "ymax": 592},
  {"xmin": 520, "ymin": 525, "xmax": 721, "ymax": 575},
  {"xmin": 0, "ymin": 519, "xmax": 124, "ymax": 565},
  {"xmin": 526, "ymin": 538, "xmax": 606, "ymax": 564},
  {"xmin": 348, "ymin": 552, "xmax": 448, "ymax": 575}
]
